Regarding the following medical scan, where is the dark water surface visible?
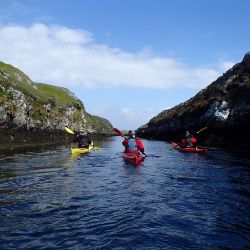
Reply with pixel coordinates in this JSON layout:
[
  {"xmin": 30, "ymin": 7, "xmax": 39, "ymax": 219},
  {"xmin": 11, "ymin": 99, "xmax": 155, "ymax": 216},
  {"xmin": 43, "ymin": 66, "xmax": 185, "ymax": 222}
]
[{"xmin": 0, "ymin": 136, "xmax": 250, "ymax": 249}]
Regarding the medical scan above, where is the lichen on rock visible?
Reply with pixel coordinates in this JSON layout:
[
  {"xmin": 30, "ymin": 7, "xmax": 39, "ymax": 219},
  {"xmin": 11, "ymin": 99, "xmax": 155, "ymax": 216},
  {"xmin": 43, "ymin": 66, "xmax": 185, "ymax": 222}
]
[
  {"xmin": 0, "ymin": 61, "xmax": 113, "ymax": 146},
  {"xmin": 137, "ymin": 52, "xmax": 250, "ymax": 153}
]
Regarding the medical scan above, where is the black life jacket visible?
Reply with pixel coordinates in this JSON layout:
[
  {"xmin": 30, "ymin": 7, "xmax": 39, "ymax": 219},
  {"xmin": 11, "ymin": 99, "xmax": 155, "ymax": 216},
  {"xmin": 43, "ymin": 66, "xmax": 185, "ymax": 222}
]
[{"xmin": 78, "ymin": 135, "xmax": 91, "ymax": 148}]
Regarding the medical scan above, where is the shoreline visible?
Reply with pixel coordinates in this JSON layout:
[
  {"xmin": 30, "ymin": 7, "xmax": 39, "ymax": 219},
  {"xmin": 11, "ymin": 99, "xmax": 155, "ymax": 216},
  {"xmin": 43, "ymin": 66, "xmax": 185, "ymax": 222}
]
[
  {"xmin": 0, "ymin": 129, "xmax": 249, "ymax": 157},
  {"xmin": 0, "ymin": 135, "xmax": 249, "ymax": 158},
  {"xmin": 0, "ymin": 128, "xmax": 113, "ymax": 155}
]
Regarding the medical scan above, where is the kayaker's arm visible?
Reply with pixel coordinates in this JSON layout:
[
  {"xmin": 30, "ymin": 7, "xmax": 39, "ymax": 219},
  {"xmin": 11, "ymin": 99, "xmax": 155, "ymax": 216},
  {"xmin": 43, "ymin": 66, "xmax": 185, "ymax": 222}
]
[
  {"xmin": 139, "ymin": 148, "xmax": 146, "ymax": 156},
  {"xmin": 72, "ymin": 134, "xmax": 79, "ymax": 142},
  {"xmin": 136, "ymin": 139, "xmax": 146, "ymax": 156}
]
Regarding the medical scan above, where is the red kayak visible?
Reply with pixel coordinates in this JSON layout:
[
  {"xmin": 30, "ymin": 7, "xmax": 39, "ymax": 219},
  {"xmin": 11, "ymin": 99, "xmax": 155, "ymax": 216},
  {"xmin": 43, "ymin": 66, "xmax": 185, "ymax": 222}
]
[
  {"xmin": 172, "ymin": 142, "xmax": 207, "ymax": 155},
  {"xmin": 123, "ymin": 152, "xmax": 144, "ymax": 166}
]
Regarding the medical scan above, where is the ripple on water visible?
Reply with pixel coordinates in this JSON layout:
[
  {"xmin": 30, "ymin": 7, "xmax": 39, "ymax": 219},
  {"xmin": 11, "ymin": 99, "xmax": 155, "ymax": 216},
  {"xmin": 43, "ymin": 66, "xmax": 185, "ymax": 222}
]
[{"xmin": 0, "ymin": 138, "xmax": 250, "ymax": 249}]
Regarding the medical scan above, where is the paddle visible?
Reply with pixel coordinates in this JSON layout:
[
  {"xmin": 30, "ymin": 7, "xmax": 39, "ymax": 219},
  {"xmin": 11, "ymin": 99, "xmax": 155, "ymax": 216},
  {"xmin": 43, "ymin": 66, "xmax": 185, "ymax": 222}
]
[
  {"xmin": 65, "ymin": 126, "xmax": 75, "ymax": 134},
  {"xmin": 113, "ymin": 127, "xmax": 125, "ymax": 138},
  {"xmin": 169, "ymin": 142, "xmax": 178, "ymax": 150},
  {"xmin": 113, "ymin": 128, "xmax": 147, "ymax": 157},
  {"xmin": 196, "ymin": 126, "xmax": 208, "ymax": 134},
  {"xmin": 65, "ymin": 127, "xmax": 99, "ymax": 150}
]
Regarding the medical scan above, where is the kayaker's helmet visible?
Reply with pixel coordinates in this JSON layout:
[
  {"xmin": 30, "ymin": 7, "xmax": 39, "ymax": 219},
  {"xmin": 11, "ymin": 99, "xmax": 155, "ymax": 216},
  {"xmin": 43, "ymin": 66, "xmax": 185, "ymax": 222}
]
[
  {"xmin": 185, "ymin": 130, "xmax": 190, "ymax": 138},
  {"xmin": 128, "ymin": 130, "xmax": 135, "ymax": 138},
  {"xmin": 79, "ymin": 129, "xmax": 86, "ymax": 135}
]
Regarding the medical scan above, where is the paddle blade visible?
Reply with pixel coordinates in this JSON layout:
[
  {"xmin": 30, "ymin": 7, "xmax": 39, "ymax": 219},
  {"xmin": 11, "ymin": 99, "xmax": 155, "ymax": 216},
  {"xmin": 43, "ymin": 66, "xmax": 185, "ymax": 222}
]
[
  {"xmin": 197, "ymin": 126, "xmax": 208, "ymax": 134},
  {"xmin": 65, "ymin": 127, "xmax": 75, "ymax": 135},
  {"xmin": 113, "ymin": 128, "xmax": 125, "ymax": 138}
]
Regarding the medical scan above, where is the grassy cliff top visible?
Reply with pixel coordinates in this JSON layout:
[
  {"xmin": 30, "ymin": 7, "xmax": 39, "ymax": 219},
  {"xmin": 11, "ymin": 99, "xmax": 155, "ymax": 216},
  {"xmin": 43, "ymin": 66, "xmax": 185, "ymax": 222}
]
[
  {"xmin": 0, "ymin": 61, "xmax": 83, "ymax": 109},
  {"xmin": 35, "ymin": 83, "xmax": 83, "ymax": 109}
]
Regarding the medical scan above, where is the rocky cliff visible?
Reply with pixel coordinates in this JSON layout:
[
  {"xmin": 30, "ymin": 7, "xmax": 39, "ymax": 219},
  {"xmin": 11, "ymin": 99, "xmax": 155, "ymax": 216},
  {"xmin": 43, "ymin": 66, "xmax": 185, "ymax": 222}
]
[
  {"xmin": 137, "ymin": 53, "xmax": 250, "ymax": 153},
  {"xmin": 0, "ymin": 61, "xmax": 113, "ymax": 146}
]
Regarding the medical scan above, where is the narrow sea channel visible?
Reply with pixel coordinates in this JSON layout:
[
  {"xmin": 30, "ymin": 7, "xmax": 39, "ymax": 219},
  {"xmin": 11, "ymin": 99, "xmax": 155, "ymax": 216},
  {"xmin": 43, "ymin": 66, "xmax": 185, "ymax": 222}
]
[{"xmin": 0, "ymin": 136, "xmax": 249, "ymax": 249}]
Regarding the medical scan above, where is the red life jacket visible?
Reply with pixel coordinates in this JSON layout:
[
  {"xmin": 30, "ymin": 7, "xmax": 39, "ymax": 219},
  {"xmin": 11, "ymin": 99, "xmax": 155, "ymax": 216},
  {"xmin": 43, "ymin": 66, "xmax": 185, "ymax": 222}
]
[{"xmin": 191, "ymin": 137, "xmax": 197, "ymax": 144}]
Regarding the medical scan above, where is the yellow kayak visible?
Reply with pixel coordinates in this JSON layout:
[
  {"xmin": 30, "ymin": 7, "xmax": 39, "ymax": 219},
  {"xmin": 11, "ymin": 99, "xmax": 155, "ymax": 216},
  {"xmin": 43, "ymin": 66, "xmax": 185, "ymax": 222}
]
[{"xmin": 71, "ymin": 145, "xmax": 94, "ymax": 154}]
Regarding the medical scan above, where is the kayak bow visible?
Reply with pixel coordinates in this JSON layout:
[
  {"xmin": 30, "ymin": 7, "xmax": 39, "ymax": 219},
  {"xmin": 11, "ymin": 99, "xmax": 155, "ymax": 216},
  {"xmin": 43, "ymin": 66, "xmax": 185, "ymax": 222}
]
[
  {"xmin": 123, "ymin": 152, "xmax": 144, "ymax": 166},
  {"xmin": 71, "ymin": 145, "xmax": 94, "ymax": 154},
  {"xmin": 172, "ymin": 142, "xmax": 207, "ymax": 155}
]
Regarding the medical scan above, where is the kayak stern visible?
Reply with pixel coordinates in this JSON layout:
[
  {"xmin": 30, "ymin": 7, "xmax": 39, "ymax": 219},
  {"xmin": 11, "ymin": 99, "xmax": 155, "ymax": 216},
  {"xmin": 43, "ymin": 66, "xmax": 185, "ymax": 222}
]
[{"xmin": 123, "ymin": 152, "xmax": 144, "ymax": 166}]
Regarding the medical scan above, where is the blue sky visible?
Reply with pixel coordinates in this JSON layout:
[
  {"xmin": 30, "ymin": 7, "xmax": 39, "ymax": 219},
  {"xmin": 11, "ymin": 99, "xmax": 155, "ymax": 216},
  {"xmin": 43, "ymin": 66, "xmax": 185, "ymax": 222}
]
[{"xmin": 0, "ymin": 0, "xmax": 249, "ymax": 129}]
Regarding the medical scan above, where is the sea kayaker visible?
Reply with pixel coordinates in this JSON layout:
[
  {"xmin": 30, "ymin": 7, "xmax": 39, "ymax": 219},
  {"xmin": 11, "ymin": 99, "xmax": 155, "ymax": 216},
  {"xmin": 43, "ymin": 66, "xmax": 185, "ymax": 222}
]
[
  {"xmin": 122, "ymin": 130, "xmax": 145, "ymax": 155},
  {"xmin": 176, "ymin": 130, "xmax": 194, "ymax": 148},
  {"xmin": 184, "ymin": 131, "xmax": 193, "ymax": 147},
  {"xmin": 73, "ymin": 130, "xmax": 93, "ymax": 148}
]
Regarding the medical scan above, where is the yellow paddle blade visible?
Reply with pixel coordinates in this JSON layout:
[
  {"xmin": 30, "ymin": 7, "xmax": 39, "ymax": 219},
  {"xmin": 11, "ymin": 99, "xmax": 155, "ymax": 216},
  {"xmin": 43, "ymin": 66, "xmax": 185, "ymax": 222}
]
[
  {"xmin": 197, "ymin": 126, "xmax": 208, "ymax": 134},
  {"xmin": 65, "ymin": 127, "xmax": 75, "ymax": 135}
]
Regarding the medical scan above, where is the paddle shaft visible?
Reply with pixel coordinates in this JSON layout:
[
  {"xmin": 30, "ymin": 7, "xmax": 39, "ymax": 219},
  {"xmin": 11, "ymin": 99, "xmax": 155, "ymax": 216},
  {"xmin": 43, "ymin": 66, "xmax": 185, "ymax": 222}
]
[{"xmin": 197, "ymin": 126, "xmax": 208, "ymax": 134}]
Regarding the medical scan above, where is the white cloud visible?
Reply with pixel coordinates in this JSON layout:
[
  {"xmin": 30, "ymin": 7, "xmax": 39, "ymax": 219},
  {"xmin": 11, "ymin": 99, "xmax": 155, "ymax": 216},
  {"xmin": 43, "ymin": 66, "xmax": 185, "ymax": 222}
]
[
  {"xmin": 0, "ymin": 23, "xmax": 228, "ymax": 89},
  {"xmin": 121, "ymin": 107, "xmax": 168, "ymax": 124}
]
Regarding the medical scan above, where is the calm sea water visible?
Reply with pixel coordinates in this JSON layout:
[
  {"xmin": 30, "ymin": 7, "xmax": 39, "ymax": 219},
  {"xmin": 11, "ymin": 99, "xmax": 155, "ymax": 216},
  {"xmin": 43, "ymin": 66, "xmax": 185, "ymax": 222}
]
[{"xmin": 0, "ymin": 136, "xmax": 249, "ymax": 249}]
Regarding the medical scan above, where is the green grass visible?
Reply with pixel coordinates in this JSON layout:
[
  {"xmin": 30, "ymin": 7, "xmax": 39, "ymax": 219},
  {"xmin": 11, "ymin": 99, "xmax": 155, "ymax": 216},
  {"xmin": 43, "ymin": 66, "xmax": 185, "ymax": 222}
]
[
  {"xmin": 0, "ymin": 61, "xmax": 83, "ymax": 109},
  {"xmin": 36, "ymin": 83, "xmax": 83, "ymax": 108},
  {"xmin": 0, "ymin": 61, "xmax": 113, "ymax": 133},
  {"xmin": 0, "ymin": 61, "xmax": 48, "ymax": 102},
  {"xmin": 84, "ymin": 113, "xmax": 113, "ymax": 133}
]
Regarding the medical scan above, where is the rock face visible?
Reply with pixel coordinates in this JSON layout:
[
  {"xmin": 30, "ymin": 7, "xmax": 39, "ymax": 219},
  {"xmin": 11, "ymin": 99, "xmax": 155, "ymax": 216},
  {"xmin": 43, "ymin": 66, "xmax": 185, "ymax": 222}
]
[
  {"xmin": 0, "ymin": 61, "xmax": 113, "ymax": 145},
  {"xmin": 137, "ymin": 53, "xmax": 250, "ymax": 153}
]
